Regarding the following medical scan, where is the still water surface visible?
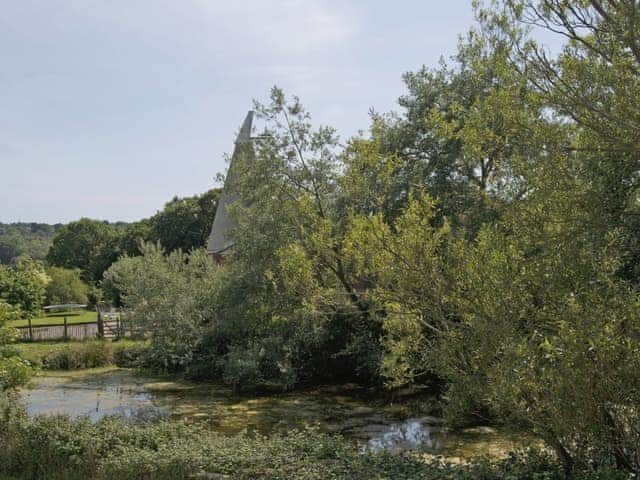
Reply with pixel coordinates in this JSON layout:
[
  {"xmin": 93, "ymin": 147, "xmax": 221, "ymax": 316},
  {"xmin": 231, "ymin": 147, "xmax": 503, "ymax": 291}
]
[{"xmin": 21, "ymin": 368, "xmax": 526, "ymax": 459}]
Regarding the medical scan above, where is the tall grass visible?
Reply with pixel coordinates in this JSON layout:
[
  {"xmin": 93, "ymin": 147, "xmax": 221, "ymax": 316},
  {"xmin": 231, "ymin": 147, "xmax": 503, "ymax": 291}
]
[{"xmin": 14, "ymin": 340, "xmax": 147, "ymax": 370}]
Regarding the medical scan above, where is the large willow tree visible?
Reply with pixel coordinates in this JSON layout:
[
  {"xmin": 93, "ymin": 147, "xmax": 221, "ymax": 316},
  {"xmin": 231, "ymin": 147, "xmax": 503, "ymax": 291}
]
[{"xmin": 424, "ymin": 1, "xmax": 640, "ymax": 474}]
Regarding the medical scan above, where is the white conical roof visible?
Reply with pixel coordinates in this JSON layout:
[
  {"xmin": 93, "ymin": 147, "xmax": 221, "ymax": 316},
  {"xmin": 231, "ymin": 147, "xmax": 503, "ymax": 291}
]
[{"xmin": 207, "ymin": 111, "xmax": 254, "ymax": 255}]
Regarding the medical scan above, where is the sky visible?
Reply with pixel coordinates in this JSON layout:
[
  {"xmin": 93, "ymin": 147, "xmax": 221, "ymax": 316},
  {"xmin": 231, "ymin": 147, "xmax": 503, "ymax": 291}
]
[{"xmin": 1, "ymin": 0, "xmax": 483, "ymax": 223}]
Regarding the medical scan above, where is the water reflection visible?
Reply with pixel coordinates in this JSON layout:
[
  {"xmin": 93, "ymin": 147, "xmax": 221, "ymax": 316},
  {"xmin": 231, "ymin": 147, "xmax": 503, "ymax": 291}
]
[
  {"xmin": 365, "ymin": 419, "xmax": 441, "ymax": 453},
  {"xmin": 22, "ymin": 372, "xmax": 165, "ymax": 422}
]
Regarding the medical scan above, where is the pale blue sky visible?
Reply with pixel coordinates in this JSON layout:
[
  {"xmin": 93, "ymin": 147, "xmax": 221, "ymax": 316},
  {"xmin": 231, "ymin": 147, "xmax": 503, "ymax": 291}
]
[{"xmin": 2, "ymin": 0, "xmax": 482, "ymax": 223}]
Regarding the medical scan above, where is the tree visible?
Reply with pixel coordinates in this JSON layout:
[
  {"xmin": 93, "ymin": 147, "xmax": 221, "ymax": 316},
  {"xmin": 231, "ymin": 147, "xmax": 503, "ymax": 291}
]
[
  {"xmin": 434, "ymin": 195, "xmax": 640, "ymax": 474},
  {"xmin": 215, "ymin": 87, "xmax": 392, "ymax": 385},
  {"xmin": 0, "ymin": 223, "xmax": 59, "ymax": 265},
  {"xmin": 0, "ymin": 237, "xmax": 22, "ymax": 266},
  {"xmin": 44, "ymin": 267, "xmax": 89, "ymax": 306},
  {"xmin": 0, "ymin": 257, "xmax": 48, "ymax": 317},
  {"xmin": 46, "ymin": 219, "xmax": 120, "ymax": 284},
  {"xmin": 150, "ymin": 188, "xmax": 220, "ymax": 253},
  {"xmin": 370, "ymin": 16, "xmax": 563, "ymax": 237},
  {"xmin": 104, "ymin": 244, "xmax": 218, "ymax": 372},
  {"xmin": 342, "ymin": 194, "xmax": 459, "ymax": 388},
  {"xmin": 118, "ymin": 220, "xmax": 154, "ymax": 257},
  {"xmin": 498, "ymin": 0, "xmax": 640, "ymax": 281},
  {"xmin": 401, "ymin": 2, "xmax": 640, "ymax": 474}
]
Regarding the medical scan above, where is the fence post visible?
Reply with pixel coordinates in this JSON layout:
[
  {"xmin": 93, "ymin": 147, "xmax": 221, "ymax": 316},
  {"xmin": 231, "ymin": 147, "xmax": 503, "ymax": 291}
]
[
  {"xmin": 63, "ymin": 316, "xmax": 68, "ymax": 341},
  {"xmin": 97, "ymin": 308, "xmax": 104, "ymax": 339},
  {"xmin": 28, "ymin": 317, "xmax": 33, "ymax": 341}
]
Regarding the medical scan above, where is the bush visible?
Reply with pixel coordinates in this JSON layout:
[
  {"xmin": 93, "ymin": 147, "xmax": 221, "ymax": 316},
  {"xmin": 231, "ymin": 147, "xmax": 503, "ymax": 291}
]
[
  {"xmin": 18, "ymin": 340, "xmax": 148, "ymax": 371},
  {"xmin": 0, "ymin": 409, "xmax": 423, "ymax": 480},
  {"xmin": 112, "ymin": 343, "xmax": 148, "ymax": 368},
  {"xmin": 220, "ymin": 346, "xmax": 263, "ymax": 392},
  {"xmin": 0, "ymin": 355, "xmax": 31, "ymax": 391},
  {"xmin": 0, "ymin": 301, "xmax": 32, "ymax": 390},
  {"xmin": 41, "ymin": 342, "xmax": 112, "ymax": 370},
  {"xmin": 0, "ymin": 401, "xmax": 630, "ymax": 480},
  {"xmin": 44, "ymin": 267, "xmax": 88, "ymax": 306},
  {"xmin": 431, "ymin": 224, "xmax": 640, "ymax": 474},
  {"xmin": 104, "ymin": 245, "xmax": 218, "ymax": 373}
]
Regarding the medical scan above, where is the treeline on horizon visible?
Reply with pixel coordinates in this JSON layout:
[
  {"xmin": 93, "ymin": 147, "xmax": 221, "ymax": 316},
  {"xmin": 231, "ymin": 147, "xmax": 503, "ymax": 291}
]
[
  {"xmin": 0, "ymin": 223, "xmax": 61, "ymax": 265},
  {"xmin": 0, "ymin": 189, "xmax": 220, "ymax": 269}
]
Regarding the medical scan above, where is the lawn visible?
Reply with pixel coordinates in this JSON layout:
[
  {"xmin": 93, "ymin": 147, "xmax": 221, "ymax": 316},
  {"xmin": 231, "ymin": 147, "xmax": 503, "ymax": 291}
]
[{"xmin": 8, "ymin": 310, "xmax": 97, "ymax": 328}]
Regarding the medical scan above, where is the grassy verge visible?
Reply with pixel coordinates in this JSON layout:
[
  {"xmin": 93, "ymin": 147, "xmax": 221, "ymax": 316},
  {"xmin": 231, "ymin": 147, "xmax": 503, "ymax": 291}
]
[
  {"xmin": 12, "ymin": 339, "xmax": 148, "ymax": 370},
  {"xmin": 8, "ymin": 311, "xmax": 97, "ymax": 328}
]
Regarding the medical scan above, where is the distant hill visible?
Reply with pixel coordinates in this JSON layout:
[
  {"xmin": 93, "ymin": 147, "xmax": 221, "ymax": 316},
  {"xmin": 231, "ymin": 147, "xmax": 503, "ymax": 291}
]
[{"xmin": 0, "ymin": 223, "xmax": 62, "ymax": 264}]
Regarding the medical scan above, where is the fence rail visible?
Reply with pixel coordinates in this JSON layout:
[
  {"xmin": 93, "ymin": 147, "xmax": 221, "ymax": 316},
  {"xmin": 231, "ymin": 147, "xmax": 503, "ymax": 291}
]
[{"xmin": 16, "ymin": 320, "xmax": 123, "ymax": 341}]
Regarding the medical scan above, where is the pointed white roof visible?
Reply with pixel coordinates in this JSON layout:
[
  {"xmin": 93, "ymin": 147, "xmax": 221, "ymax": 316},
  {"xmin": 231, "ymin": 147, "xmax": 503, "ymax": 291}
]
[{"xmin": 207, "ymin": 111, "xmax": 254, "ymax": 255}]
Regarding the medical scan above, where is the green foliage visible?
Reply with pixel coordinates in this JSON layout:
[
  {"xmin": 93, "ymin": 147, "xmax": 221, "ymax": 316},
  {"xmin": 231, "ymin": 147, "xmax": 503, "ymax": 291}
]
[
  {"xmin": 0, "ymin": 223, "xmax": 60, "ymax": 265},
  {"xmin": 46, "ymin": 219, "xmax": 121, "ymax": 284},
  {"xmin": 26, "ymin": 3, "xmax": 640, "ymax": 476},
  {"xmin": 1, "ymin": 190, "xmax": 219, "ymax": 294},
  {"xmin": 404, "ymin": 2, "xmax": 640, "ymax": 474},
  {"xmin": 199, "ymin": 88, "xmax": 388, "ymax": 387},
  {"xmin": 0, "ymin": 301, "xmax": 31, "ymax": 390},
  {"xmin": 40, "ymin": 190, "xmax": 221, "ymax": 305},
  {"xmin": 0, "ymin": 256, "xmax": 49, "ymax": 317},
  {"xmin": 191, "ymin": 5, "xmax": 640, "ymax": 473},
  {"xmin": 0, "ymin": 405, "xmax": 613, "ymax": 480},
  {"xmin": 343, "ymin": 194, "xmax": 459, "ymax": 387},
  {"xmin": 0, "ymin": 409, "xmax": 415, "ymax": 479},
  {"xmin": 150, "ymin": 188, "xmax": 220, "ymax": 253},
  {"xmin": 13, "ymin": 339, "xmax": 147, "ymax": 370},
  {"xmin": 117, "ymin": 220, "xmax": 154, "ymax": 257},
  {"xmin": 111, "ymin": 342, "xmax": 148, "ymax": 368},
  {"xmin": 481, "ymin": 0, "xmax": 640, "ymax": 283},
  {"xmin": 219, "ymin": 345, "xmax": 262, "ymax": 391},
  {"xmin": 39, "ymin": 341, "xmax": 146, "ymax": 370},
  {"xmin": 104, "ymin": 244, "xmax": 218, "ymax": 372},
  {"xmin": 432, "ymin": 209, "xmax": 640, "ymax": 470},
  {"xmin": 40, "ymin": 341, "xmax": 113, "ymax": 370},
  {"xmin": 44, "ymin": 267, "xmax": 89, "ymax": 306}
]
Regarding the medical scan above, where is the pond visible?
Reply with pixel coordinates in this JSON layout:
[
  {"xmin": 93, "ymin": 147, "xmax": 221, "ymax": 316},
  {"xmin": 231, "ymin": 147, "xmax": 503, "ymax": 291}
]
[{"xmin": 20, "ymin": 368, "xmax": 528, "ymax": 459}]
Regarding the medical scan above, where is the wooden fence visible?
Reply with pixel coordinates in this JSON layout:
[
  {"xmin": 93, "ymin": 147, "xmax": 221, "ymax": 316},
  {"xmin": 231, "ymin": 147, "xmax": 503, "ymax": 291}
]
[{"xmin": 17, "ymin": 320, "xmax": 122, "ymax": 341}]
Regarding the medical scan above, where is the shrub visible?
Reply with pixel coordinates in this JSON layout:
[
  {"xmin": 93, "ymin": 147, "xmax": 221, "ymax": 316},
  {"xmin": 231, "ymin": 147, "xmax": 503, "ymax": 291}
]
[
  {"xmin": 0, "ymin": 301, "xmax": 32, "ymax": 390},
  {"xmin": 41, "ymin": 342, "xmax": 112, "ymax": 370},
  {"xmin": 432, "ymin": 224, "xmax": 640, "ymax": 475},
  {"xmin": 0, "ymin": 409, "xmax": 423, "ymax": 480},
  {"xmin": 20, "ymin": 340, "xmax": 148, "ymax": 371},
  {"xmin": 0, "ymin": 355, "xmax": 31, "ymax": 391},
  {"xmin": 104, "ymin": 245, "xmax": 218, "ymax": 373},
  {"xmin": 44, "ymin": 267, "xmax": 88, "ymax": 306},
  {"xmin": 0, "ymin": 403, "xmax": 631, "ymax": 480},
  {"xmin": 220, "ymin": 346, "xmax": 262, "ymax": 392},
  {"xmin": 112, "ymin": 343, "xmax": 148, "ymax": 368}
]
